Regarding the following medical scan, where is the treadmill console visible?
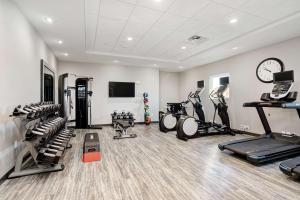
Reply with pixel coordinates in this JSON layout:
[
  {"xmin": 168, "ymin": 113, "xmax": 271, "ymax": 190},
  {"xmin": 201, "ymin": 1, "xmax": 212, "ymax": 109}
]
[{"xmin": 270, "ymin": 70, "xmax": 294, "ymax": 99}]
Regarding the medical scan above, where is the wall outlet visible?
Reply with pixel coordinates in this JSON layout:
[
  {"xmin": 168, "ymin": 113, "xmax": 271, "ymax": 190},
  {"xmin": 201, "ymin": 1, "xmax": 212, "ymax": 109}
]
[
  {"xmin": 244, "ymin": 125, "xmax": 250, "ymax": 130},
  {"xmin": 240, "ymin": 124, "xmax": 250, "ymax": 131},
  {"xmin": 281, "ymin": 131, "xmax": 295, "ymax": 136}
]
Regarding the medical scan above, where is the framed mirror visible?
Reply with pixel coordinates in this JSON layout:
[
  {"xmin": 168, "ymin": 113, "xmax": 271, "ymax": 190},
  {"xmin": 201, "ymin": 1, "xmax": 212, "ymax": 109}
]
[{"xmin": 41, "ymin": 59, "xmax": 55, "ymax": 102}]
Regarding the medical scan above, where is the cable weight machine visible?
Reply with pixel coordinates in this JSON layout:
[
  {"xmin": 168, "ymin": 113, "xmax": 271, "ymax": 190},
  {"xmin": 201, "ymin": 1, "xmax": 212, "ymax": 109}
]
[{"xmin": 59, "ymin": 73, "xmax": 102, "ymax": 129}]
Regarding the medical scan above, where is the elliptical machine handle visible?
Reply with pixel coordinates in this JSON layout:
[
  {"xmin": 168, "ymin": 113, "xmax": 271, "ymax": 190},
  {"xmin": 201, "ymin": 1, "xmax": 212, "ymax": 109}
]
[{"xmin": 181, "ymin": 100, "xmax": 190, "ymax": 105}]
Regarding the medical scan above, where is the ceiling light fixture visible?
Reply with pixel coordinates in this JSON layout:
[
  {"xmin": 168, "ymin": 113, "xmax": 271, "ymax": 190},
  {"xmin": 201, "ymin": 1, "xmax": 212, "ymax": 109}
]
[
  {"xmin": 127, "ymin": 37, "xmax": 133, "ymax": 41},
  {"xmin": 63, "ymin": 53, "xmax": 69, "ymax": 57},
  {"xmin": 179, "ymin": 66, "xmax": 184, "ymax": 69},
  {"xmin": 181, "ymin": 46, "xmax": 187, "ymax": 50},
  {"xmin": 232, "ymin": 46, "xmax": 239, "ymax": 50},
  {"xmin": 113, "ymin": 60, "xmax": 120, "ymax": 63},
  {"xmin": 154, "ymin": 0, "xmax": 162, "ymax": 2},
  {"xmin": 44, "ymin": 17, "xmax": 53, "ymax": 24},
  {"xmin": 153, "ymin": 64, "xmax": 158, "ymax": 67},
  {"xmin": 229, "ymin": 18, "xmax": 238, "ymax": 24},
  {"xmin": 58, "ymin": 40, "xmax": 63, "ymax": 44}
]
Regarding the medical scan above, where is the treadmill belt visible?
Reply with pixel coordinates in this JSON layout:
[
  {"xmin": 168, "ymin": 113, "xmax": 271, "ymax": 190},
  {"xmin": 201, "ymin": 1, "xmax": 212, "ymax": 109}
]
[
  {"xmin": 294, "ymin": 167, "xmax": 300, "ymax": 174},
  {"xmin": 223, "ymin": 137, "xmax": 300, "ymax": 164},
  {"xmin": 225, "ymin": 138, "xmax": 291, "ymax": 155}
]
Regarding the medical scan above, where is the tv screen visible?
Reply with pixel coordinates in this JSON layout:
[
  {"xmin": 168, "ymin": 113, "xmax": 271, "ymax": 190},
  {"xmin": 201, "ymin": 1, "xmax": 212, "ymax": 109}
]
[
  {"xmin": 273, "ymin": 70, "xmax": 294, "ymax": 83},
  {"xmin": 197, "ymin": 80, "xmax": 204, "ymax": 88},
  {"xmin": 220, "ymin": 77, "xmax": 229, "ymax": 85},
  {"xmin": 109, "ymin": 82, "xmax": 135, "ymax": 97}
]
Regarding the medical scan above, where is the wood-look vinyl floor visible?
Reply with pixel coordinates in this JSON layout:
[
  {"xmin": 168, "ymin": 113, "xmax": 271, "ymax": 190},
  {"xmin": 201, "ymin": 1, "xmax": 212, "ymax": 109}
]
[{"xmin": 0, "ymin": 124, "xmax": 299, "ymax": 200}]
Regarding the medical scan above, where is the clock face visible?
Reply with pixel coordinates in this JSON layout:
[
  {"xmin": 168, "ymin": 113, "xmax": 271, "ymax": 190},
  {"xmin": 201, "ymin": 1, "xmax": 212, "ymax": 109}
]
[{"xmin": 256, "ymin": 58, "xmax": 284, "ymax": 83}]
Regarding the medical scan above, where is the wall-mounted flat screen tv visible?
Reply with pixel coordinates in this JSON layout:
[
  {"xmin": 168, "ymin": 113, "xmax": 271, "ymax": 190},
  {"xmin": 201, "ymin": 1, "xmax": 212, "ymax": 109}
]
[{"xmin": 109, "ymin": 81, "xmax": 135, "ymax": 97}]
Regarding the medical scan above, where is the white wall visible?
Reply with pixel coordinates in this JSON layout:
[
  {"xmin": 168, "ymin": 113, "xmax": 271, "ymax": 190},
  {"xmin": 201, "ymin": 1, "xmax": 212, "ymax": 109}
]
[
  {"xmin": 179, "ymin": 37, "xmax": 300, "ymax": 135},
  {"xmin": 58, "ymin": 61, "xmax": 159, "ymax": 124},
  {"xmin": 159, "ymin": 72, "xmax": 180, "ymax": 111},
  {"xmin": 0, "ymin": 0, "xmax": 57, "ymax": 178}
]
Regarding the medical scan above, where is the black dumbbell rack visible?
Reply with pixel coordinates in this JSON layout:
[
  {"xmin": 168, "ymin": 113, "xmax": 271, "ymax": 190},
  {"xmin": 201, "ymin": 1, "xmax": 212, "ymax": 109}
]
[{"xmin": 8, "ymin": 102, "xmax": 74, "ymax": 178}]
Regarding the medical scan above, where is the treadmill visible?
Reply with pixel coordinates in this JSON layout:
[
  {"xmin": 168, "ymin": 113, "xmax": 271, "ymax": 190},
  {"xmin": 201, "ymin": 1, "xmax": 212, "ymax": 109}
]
[
  {"xmin": 279, "ymin": 102, "xmax": 300, "ymax": 177},
  {"xmin": 219, "ymin": 70, "xmax": 300, "ymax": 164}
]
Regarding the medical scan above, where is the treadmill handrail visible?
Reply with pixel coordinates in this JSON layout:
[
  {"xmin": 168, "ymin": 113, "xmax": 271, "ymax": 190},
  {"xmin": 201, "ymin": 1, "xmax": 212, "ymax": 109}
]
[
  {"xmin": 282, "ymin": 102, "xmax": 300, "ymax": 109},
  {"xmin": 244, "ymin": 101, "xmax": 286, "ymax": 108},
  {"xmin": 282, "ymin": 102, "xmax": 300, "ymax": 119}
]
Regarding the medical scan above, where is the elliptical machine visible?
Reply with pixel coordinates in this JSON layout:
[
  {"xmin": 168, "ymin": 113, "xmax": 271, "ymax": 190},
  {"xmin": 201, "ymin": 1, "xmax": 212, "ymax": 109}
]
[
  {"xmin": 159, "ymin": 101, "xmax": 188, "ymax": 132},
  {"xmin": 209, "ymin": 84, "xmax": 231, "ymax": 129},
  {"xmin": 176, "ymin": 79, "xmax": 235, "ymax": 141}
]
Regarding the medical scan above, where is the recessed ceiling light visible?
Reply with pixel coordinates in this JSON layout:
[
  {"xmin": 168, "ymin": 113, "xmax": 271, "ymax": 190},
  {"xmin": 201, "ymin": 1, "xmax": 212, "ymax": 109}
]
[
  {"xmin": 154, "ymin": 0, "xmax": 162, "ymax": 2},
  {"xmin": 43, "ymin": 17, "xmax": 53, "ymax": 24},
  {"xmin": 127, "ymin": 37, "xmax": 133, "ymax": 41},
  {"xmin": 58, "ymin": 40, "xmax": 63, "ymax": 44},
  {"xmin": 113, "ymin": 60, "xmax": 120, "ymax": 63},
  {"xmin": 232, "ymin": 46, "xmax": 239, "ymax": 50},
  {"xmin": 153, "ymin": 64, "xmax": 158, "ymax": 67},
  {"xmin": 63, "ymin": 53, "xmax": 69, "ymax": 57},
  {"xmin": 179, "ymin": 66, "xmax": 184, "ymax": 69},
  {"xmin": 181, "ymin": 46, "xmax": 187, "ymax": 50},
  {"xmin": 229, "ymin": 18, "xmax": 238, "ymax": 24}
]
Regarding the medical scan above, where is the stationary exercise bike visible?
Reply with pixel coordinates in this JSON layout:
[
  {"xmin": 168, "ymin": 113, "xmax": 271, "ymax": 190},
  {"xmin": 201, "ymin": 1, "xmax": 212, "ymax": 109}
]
[
  {"xmin": 176, "ymin": 80, "xmax": 235, "ymax": 141},
  {"xmin": 159, "ymin": 101, "xmax": 188, "ymax": 133}
]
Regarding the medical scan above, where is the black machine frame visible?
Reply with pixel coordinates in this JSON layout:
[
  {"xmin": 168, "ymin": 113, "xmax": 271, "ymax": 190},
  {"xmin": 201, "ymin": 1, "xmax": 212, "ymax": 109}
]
[
  {"xmin": 58, "ymin": 74, "xmax": 102, "ymax": 129},
  {"xmin": 75, "ymin": 78, "xmax": 89, "ymax": 128},
  {"xmin": 176, "ymin": 82, "xmax": 235, "ymax": 141}
]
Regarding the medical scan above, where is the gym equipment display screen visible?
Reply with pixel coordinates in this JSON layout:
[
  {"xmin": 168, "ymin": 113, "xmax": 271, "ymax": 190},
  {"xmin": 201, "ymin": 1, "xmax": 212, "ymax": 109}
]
[
  {"xmin": 273, "ymin": 70, "xmax": 294, "ymax": 83},
  {"xmin": 109, "ymin": 82, "xmax": 135, "ymax": 97}
]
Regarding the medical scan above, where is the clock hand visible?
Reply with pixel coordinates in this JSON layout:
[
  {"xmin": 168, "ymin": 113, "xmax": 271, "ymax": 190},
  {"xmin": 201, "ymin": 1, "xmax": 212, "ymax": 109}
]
[{"xmin": 264, "ymin": 67, "xmax": 271, "ymax": 73}]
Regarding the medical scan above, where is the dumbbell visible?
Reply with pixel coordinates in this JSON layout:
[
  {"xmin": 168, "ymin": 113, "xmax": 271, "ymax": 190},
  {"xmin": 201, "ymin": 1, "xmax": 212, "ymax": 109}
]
[
  {"xmin": 128, "ymin": 113, "xmax": 134, "ymax": 119},
  {"xmin": 47, "ymin": 135, "xmax": 69, "ymax": 147},
  {"xmin": 43, "ymin": 143, "xmax": 65, "ymax": 152},
  {"xmin": 33, "ymin": 118, "xmax": 64, "ymax": 136},
  {"xmin": 45, "ymin": 138, "xmax": 68, "ymax": 148},
  {"xmin": 36, "ymin": 148, "xmax": 63, "ymax": 165},
  {"xmin": 111, "ymin": 111, "xmax": 118, "ymax": 120},
  {"xmin": 24, "ymin": 105, "xmax": 43, "ymax": 117},
  {"xmin": 58, "ymin": 130, "xmax": 73, "ymax": 137},
  {"xmin": 11, "ymin": 105, "xmax": 30, "ymax": 117}
]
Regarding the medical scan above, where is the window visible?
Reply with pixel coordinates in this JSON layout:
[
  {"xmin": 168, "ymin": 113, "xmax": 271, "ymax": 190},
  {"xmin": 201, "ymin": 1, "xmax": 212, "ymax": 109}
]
[{"xmin": 209, "ymin": 73, "xmax": 230, "ymax": 99}]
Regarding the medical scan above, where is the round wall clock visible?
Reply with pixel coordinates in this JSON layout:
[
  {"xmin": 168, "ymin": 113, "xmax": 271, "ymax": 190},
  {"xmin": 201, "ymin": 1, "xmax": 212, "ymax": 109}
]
[{"xmin": 256, "ymin": 58, "xmax": 284, "ymax": 83}]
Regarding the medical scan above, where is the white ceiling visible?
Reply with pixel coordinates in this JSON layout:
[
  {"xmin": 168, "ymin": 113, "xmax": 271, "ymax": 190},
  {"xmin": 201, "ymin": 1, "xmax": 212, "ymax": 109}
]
[{"xmin": 12, "ymin": 0, "xmax": 300, "ymax": 71}]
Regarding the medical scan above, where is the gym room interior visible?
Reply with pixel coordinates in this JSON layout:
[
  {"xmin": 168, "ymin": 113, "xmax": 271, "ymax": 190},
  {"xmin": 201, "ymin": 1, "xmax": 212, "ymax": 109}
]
[{"xmin": 1, "ymin": 0, "xmax": 300, "ymax": 199}]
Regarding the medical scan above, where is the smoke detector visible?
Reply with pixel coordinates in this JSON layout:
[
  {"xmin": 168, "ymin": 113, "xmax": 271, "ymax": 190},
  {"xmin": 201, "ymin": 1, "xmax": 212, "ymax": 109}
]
[{"xmin": 187, "ymin": 35, "xmax": 207, "ymax": 45}]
